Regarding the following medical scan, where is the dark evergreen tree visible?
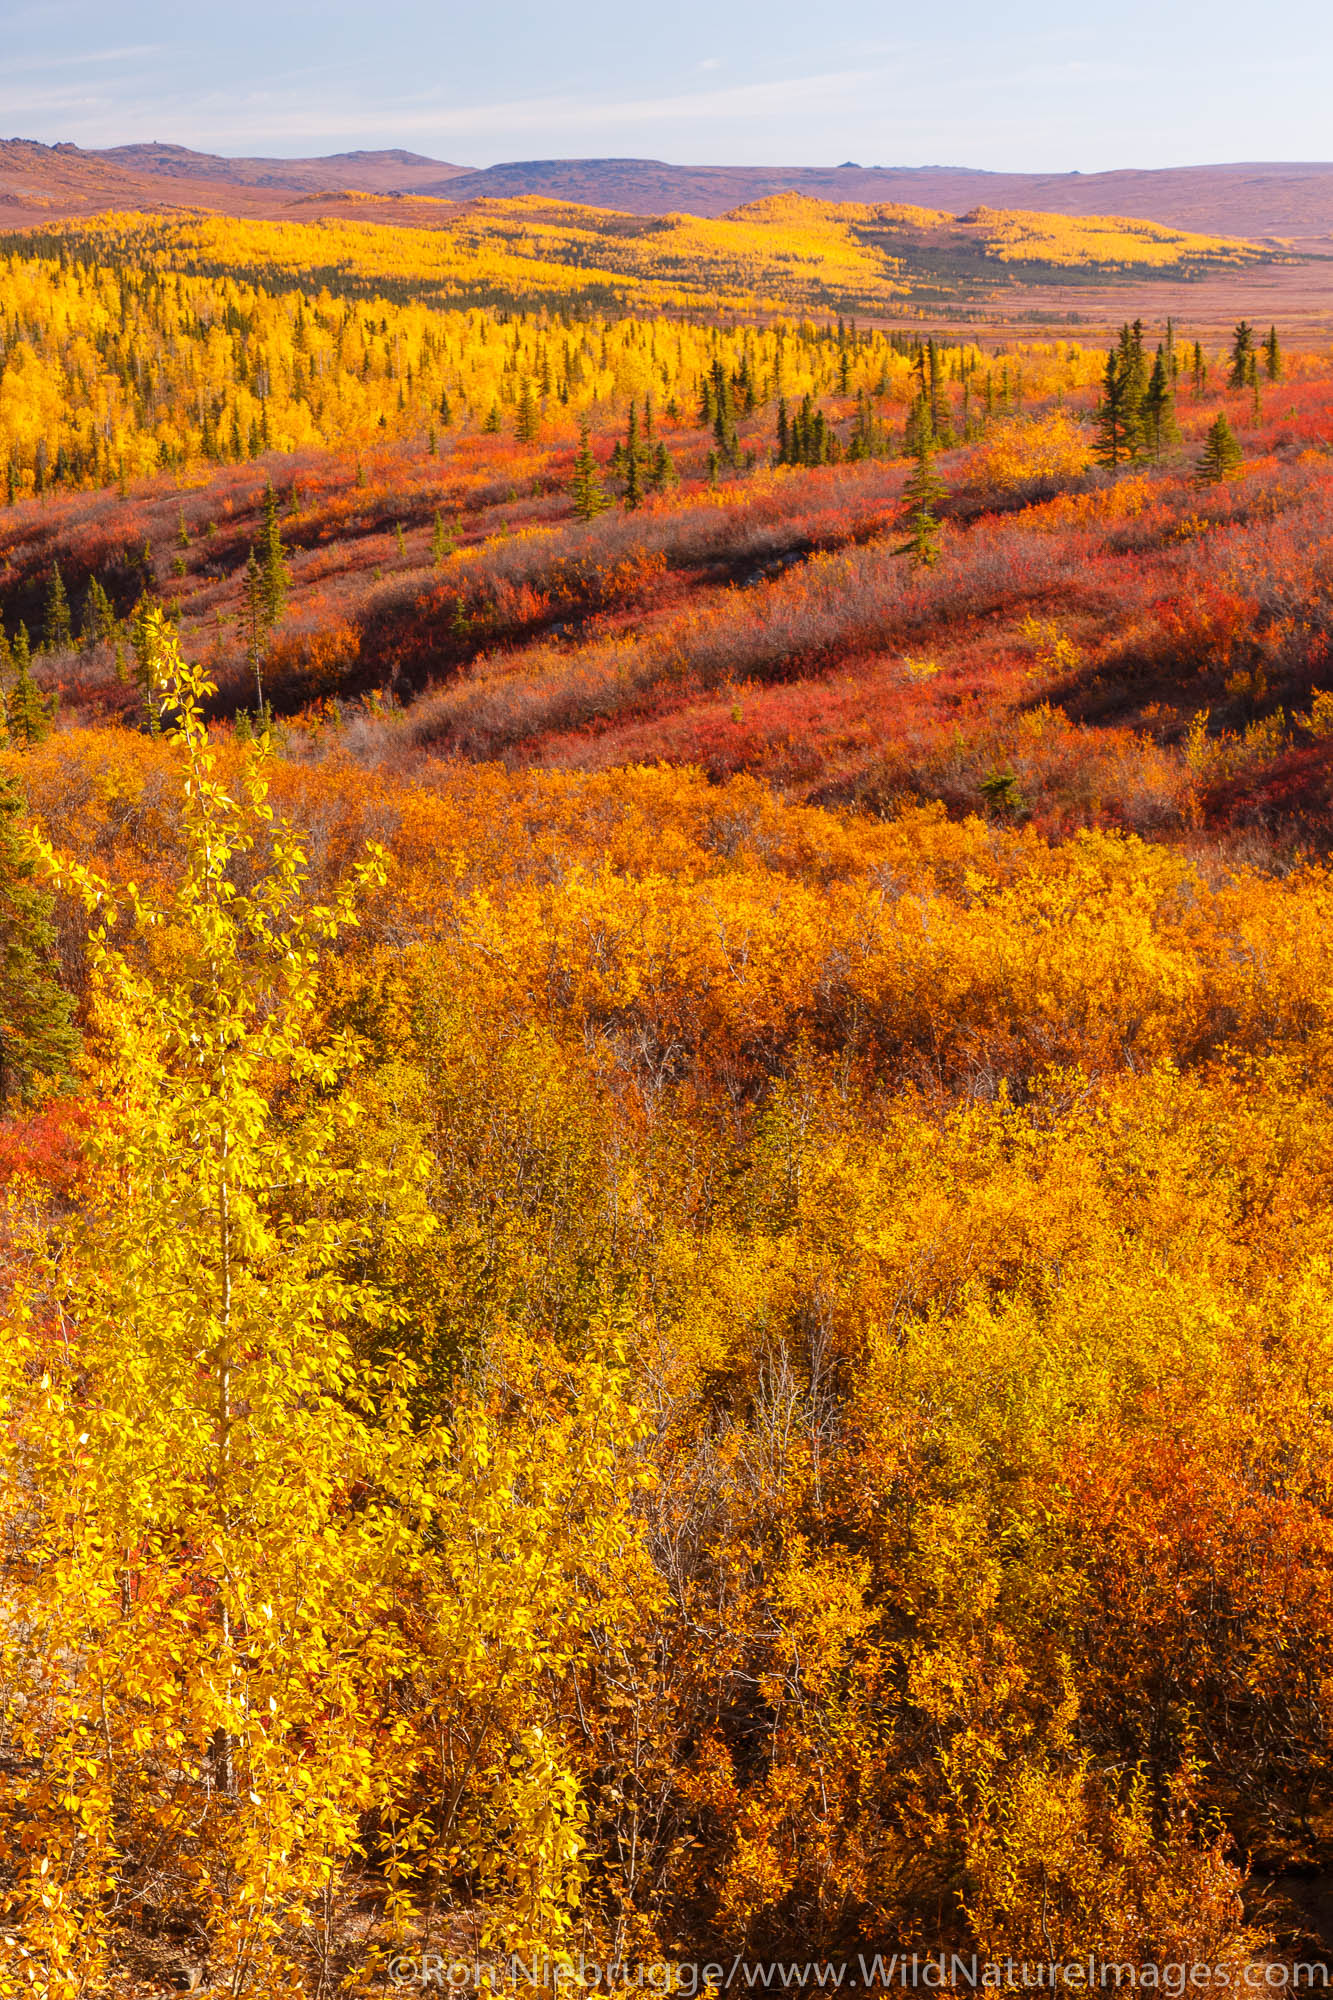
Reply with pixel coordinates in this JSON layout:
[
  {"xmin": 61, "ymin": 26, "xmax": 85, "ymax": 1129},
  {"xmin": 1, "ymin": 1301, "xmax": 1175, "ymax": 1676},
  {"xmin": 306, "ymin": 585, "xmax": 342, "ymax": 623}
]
[
  {"xmin": 515, "ymin": 379, "xmax": 540, "ymax": 443},
  {"xmin": 431, "ymin": 512, "xmax": 454, "ymax": 568},
  {"xmin": 848, "ymin": 389, "xmax": 885, "ymax": 460},
  {"xmin": 569, "ymin": 423, "xmax": 609, "ymax": 521},
  {"xmin": 905, "ymin": 391, "xmax": 934, "ymax": 458},
  {"xmin": 1143, "ymin": 349, "xmax": 1180, "ymax": 459},
  {"xmin": 5, "ymin": 625, "xmax": 55, "ymax": 748},
  {"xmin": 710, "ymin": 361, "xmax": 740, "ymax": 467},
  {"xmin": 623, "ymin": 404, "xmax": 643, "ymax": 510},
  {"xmin": 259, "ymin": 481, "xmax": 290, "ymax": 628},
  {"xmin": 1116, "ymin": 320, "xmax": 1150, "ymax": 460},
  {"xmin": 1197, "ymin": 412, "xmax": 1244, "ymax": 485},
  {"xmin": 901, "ymin": 426, "xmax": 946, "ymax": 568},
  {"xmin": 1229, "ymin": 322, "xmax": 1256, "ymax": 391},
  {"xmin": 80, "ymin": 576, "xmax": 117, "ymax": 646},
  {"xmin": 783, "ymin": 394, "xmax": 835, "ymax": 466},
  {"xmin": 1263, "ymin": 325, "xmax": 1282, "ymax": 382},
  {"xmin": 0, "ymin": 773, "xmax": 76, "ymax": 1105},
  {"xmin": 646, "ymin": 441, "xmax": 677, "ymax": 494},
  {"xmin": 927, "ymin": 338, "xmax": 953, "ymax": 445},
  {"xmin": 1095, "ymin": 348, "xmax": 1130, "ymax": 468},
  {"xmin": 42, "ymin": 562, "xmax": 73, "ymax": 653},
  {"xmin": 239, "ymin": 553, "xmax": 271, "ymax": 714}
]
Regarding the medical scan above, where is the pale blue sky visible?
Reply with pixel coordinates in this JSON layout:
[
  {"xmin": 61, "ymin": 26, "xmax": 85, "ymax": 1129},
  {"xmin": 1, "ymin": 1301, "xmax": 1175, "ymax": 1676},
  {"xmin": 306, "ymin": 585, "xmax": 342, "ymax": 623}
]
[{"xmin": 2, "ymin": 0, "xmax": 1331, "ymax": 170}]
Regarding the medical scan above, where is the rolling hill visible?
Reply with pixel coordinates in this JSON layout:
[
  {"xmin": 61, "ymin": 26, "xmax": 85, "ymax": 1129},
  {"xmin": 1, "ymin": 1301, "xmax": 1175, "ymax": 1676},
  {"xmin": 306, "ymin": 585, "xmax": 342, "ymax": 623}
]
[
  {"xmin": 396, "ymin": 158, "xmax": 1333, "ymax": 240},
  {"xmin": 3, "ymin": 138, "xmax": 1333, "ymax": 242},
  {"xmin": 0, "ymin": 138, "xmax": 468, "ymax": 224},
  {"xmin": 8, "ymin": 198, "xmax": 1277, "ymax": 330},
  {"xmin": 89, "ymin": 142, "xmax": 470, "ymax": 193}
]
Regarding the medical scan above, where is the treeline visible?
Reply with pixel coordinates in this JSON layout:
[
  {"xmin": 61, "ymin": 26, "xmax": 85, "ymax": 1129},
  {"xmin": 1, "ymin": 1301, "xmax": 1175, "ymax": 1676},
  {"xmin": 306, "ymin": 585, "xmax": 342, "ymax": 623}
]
[
  {"xmin": 1095, "ymin": 316, "xmax": 1283, "ymax": 469},
  {"xmin": 0, "ymin": 223, "xmax": 1109, "ymax": 500}
]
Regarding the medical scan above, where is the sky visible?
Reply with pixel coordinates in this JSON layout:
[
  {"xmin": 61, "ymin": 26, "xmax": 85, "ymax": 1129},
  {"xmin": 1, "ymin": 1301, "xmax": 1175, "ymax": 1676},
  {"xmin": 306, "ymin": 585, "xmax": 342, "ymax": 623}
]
[{"xmin": 2, "ymin": 0, "xmax": 1332, "ymax": 172}]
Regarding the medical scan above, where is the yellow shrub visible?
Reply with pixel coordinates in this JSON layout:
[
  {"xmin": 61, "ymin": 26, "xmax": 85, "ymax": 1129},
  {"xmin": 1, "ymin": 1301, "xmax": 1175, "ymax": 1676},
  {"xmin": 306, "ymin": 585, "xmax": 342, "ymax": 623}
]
[{"xmin": 969, "ymin": 410, "xmax": 1094, "ymax": 490}]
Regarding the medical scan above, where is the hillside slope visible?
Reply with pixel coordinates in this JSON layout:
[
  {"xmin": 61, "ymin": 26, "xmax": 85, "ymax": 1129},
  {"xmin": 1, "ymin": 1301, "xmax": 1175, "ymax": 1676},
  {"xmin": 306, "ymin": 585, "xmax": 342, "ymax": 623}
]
[
  {"xmin": 399, "ymin": 157, "xmax": 1333, "ymax": 239},
  {"xmin": 0, "ymin": 138, "xmax": 468, "ymax": 225},
  {"xmin": 3, "ymin": 199, "xmax": 1276, "ymax": 332},
  {"xmin": 5, "ymin": 140, "xmax": 1333, "ymax": 240},
  {"xmin": 90, "ymin": 143, "xmax": 469, "ymax": 192}
]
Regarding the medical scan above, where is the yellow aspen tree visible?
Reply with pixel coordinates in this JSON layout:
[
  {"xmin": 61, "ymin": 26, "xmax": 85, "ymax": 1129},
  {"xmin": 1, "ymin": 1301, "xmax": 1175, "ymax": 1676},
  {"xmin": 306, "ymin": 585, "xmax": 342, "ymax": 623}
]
[
  {"xmin": 0, "ymin": 617, "xmax": 442, "ymax": 1992},
  {"xmin": 0, "ymin": 618, "xmax": 658, "ymax": 1992}
]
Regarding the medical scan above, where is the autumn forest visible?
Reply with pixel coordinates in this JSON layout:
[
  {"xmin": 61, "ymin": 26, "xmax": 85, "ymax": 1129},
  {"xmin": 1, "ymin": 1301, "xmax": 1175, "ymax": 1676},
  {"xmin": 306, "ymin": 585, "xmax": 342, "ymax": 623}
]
[{"xmin": 3, "ymin": 186, "xmax": 1333, "ymax": 1996}]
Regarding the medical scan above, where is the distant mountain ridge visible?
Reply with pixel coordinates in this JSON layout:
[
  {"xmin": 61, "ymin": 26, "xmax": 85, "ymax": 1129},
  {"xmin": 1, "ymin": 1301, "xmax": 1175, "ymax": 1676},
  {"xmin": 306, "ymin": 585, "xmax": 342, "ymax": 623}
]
[
  {"xmin": 0, "ymin": 138, "xmax": 471, "ymax": 226},
  {"xmin": 405, "ymin": 158, "xmax": 1333, "ymax": 238},
  {"xmin": 89, "ymin": 143, "xmax": 470, "ymax": 193},
  {"xmin": 3, "ymin": 138, "xmax": 1333, "ymax": 241}
]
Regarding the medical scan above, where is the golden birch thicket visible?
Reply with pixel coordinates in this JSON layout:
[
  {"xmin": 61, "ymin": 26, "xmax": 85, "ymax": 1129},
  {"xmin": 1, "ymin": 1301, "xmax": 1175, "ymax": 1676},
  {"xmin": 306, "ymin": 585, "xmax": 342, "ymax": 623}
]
[{"xmin": 1, "ymin": 621, "xmax": 652, "ymax": 1993}]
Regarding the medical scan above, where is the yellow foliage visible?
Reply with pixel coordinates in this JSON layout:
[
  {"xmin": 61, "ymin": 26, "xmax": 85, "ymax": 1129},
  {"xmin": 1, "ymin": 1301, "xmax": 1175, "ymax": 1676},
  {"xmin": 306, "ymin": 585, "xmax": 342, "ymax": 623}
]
[
  {"xmin": 8, "ymin": 621, "xmax": 1333, "ymax": 1979},
  {"xmin": 968, "ymin": 409, "xmax": 1094, "ymax": 490},
  {"xmin": 0, "ymin": 224, "xmax": 999, "ymax": 492},
  {"xmin": 962, "ymin": 203, "xmax": 1266, "ymax": 269}
]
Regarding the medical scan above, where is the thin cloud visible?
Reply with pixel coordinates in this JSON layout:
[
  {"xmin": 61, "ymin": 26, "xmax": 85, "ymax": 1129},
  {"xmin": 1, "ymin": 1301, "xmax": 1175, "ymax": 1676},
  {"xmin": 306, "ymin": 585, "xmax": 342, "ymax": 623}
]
[
  {"xmin": 117, "ymin": 66, "xmax": 886, "ymax": 149},
  {"xmin": 2, "ymin": 45, "xmax": 165, "ymax": 73}
]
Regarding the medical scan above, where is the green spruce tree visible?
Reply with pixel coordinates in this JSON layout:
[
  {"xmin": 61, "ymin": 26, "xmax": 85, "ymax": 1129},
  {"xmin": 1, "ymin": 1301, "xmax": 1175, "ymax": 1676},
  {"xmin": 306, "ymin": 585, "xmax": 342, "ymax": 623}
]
[
  {"xmin": 1117, "ymin": 320, "xmax": 1150, "ymax": 460},
  {"xmin": 1229, "ymin": 322, "xmax": 1256, "ymax": 391},
  {"xmin": 1197, "ymin": 412, "xmax": 1244, "ymax": 485},
  {"xmin": 259, "ymin": 481, "xmax": 290, "ymax": 628},
  {"xmin": 42, "ymin": 562, "xmax": 73, "ymax": 653},
  {"xmin": 1095, "ymin": 348, "xmax": 1129, "ymax": 468},
  {"xmin": 848, "ymin": 389, "xmax": 885, "ymax": 461},
  {"xmin": 646, "ymin": 441, "xmax": 677, "ymax": 494},
  {"xmin": 240, "ymin": 550, "xmax": 273, "ymax": 714},
  {"xmin": 1143, "ymin": 349, "xmax": 1180, "ymax": 460},
  {"xmin": 901, "ymin": 426, "xmax": 946, "ymax": 568},
  {"xmin": 622, "ymin": 403, "xmax": 644, "ymax": 510},
  {"xmin": 710, "ymin": 360, "xmax": 740, "ymax": 467},
  {"xmin": 81, "ymin": 575, "xmax": 117, "ymax": 647},
  {"xmin": 569, "ymin": 423, "xmax": 610, "ymax": 522},
  {"xmin": 6, "ymin": 625, "xmax": 54, "ymax": 748},
  {"xmin": 515, "ymin": 379, "xmax": 540, "ymax": 444},
  {"xmin": 905, "ymin": 389, "xmax": 934, "ymax": 459}
]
